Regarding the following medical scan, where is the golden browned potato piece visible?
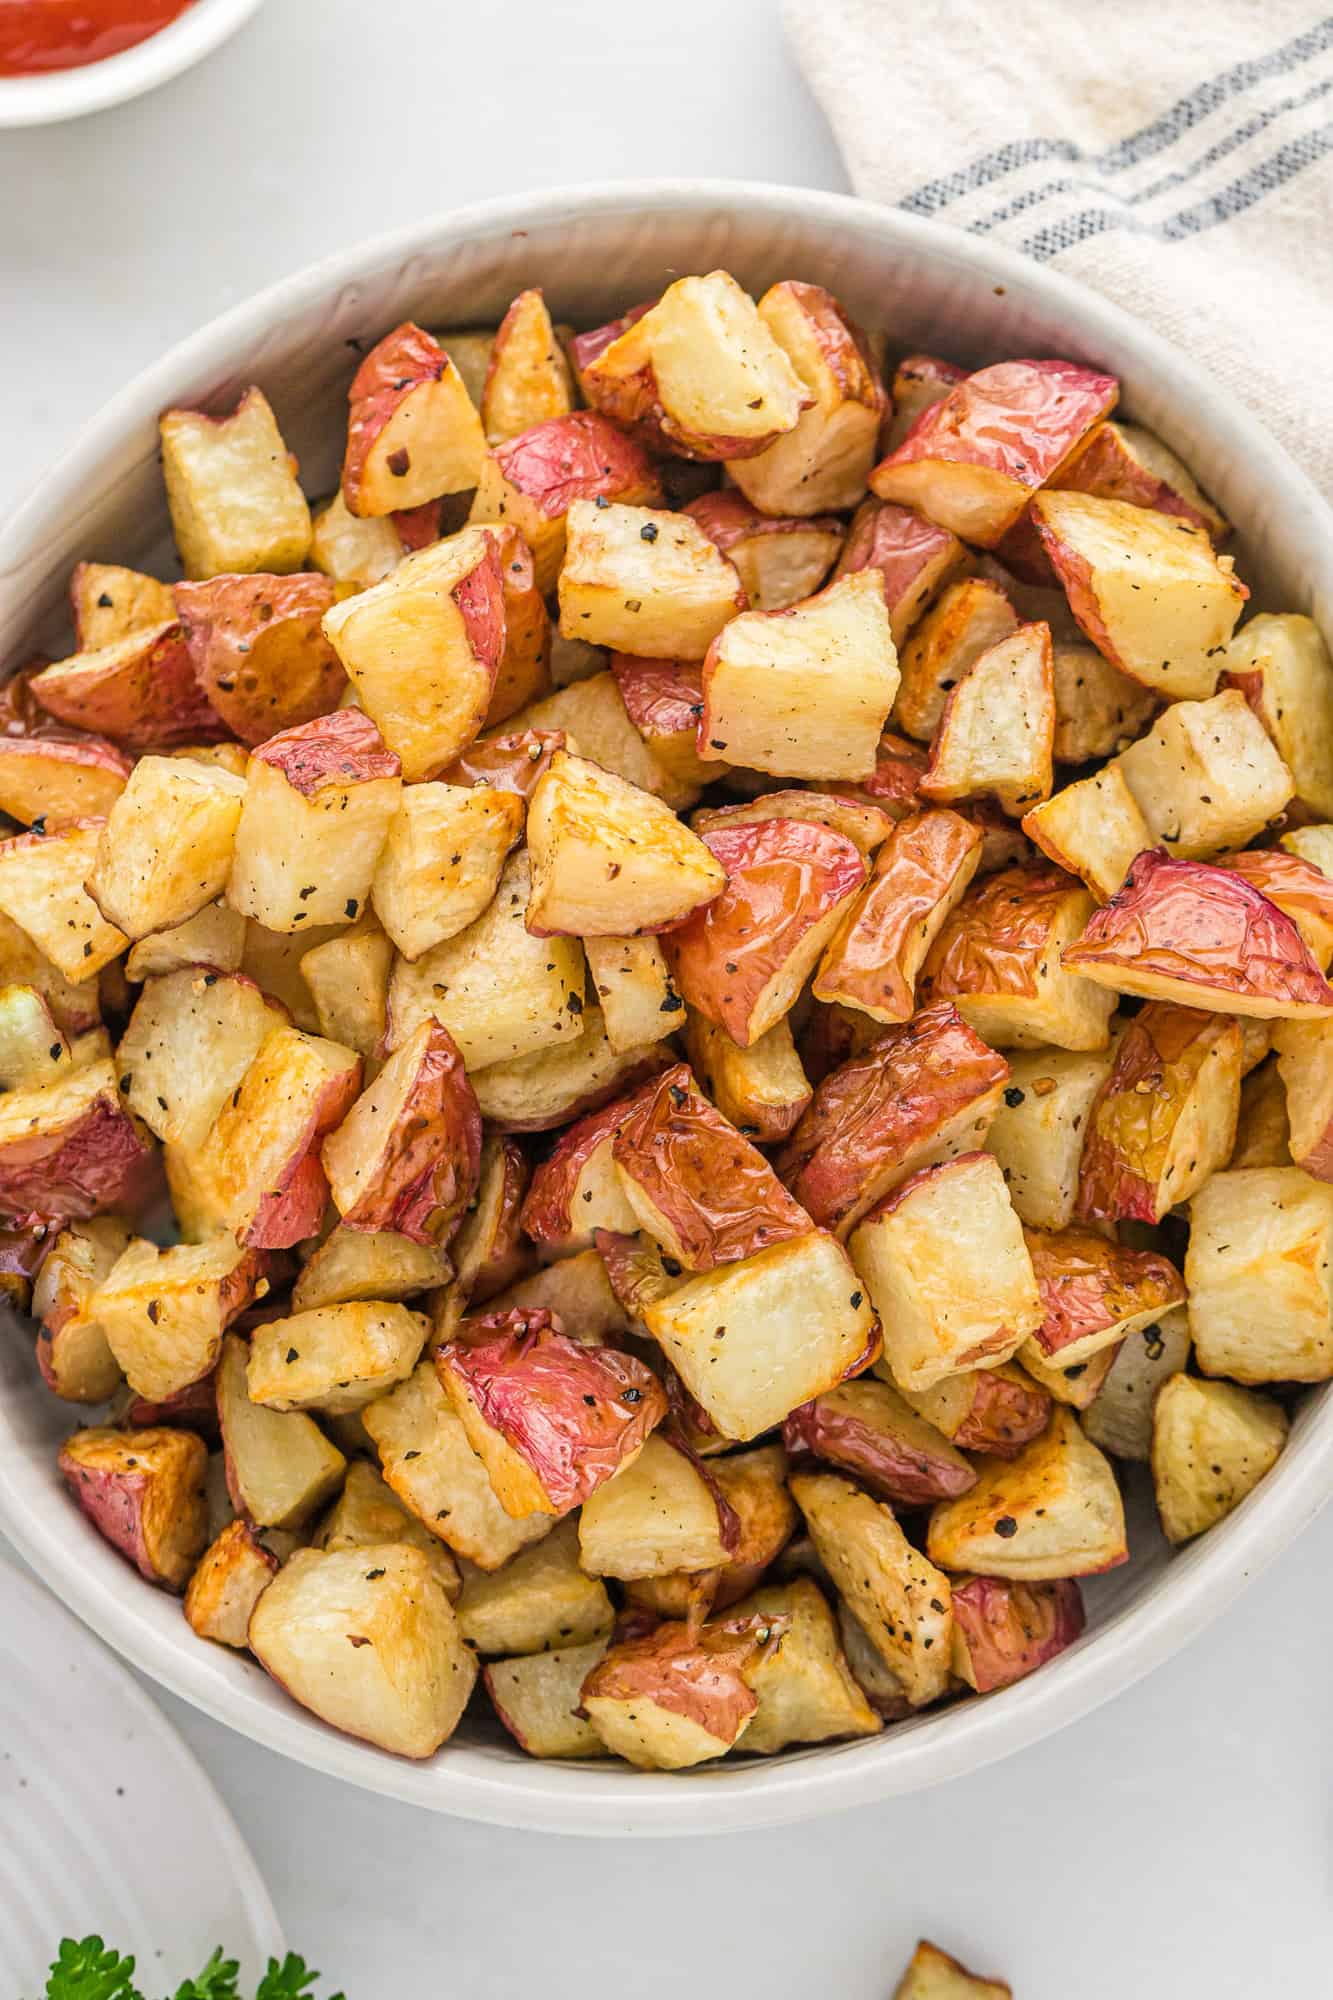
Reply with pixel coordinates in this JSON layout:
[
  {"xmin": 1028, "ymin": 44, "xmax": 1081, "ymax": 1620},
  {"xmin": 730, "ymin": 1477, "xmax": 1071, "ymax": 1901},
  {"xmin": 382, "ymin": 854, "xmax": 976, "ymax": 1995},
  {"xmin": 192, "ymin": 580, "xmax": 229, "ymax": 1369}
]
[
  {"xmin": 927, "ymin": 1407, "xmax": 1126, "ymax": 1581},
  {"xmin": 1151, "ymin": 1373, "xmax": 1288, "ymax": 1544}
]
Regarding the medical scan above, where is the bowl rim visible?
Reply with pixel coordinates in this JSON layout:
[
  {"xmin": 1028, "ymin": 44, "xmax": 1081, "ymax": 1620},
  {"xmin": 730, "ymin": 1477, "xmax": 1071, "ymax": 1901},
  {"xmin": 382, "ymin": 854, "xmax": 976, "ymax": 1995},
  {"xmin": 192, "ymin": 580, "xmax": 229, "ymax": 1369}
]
[
  {"xmin": 0, "ymin": 0, "xmax": 266, "ymax": 127},
  {"xmin": 2, "ymin": 177, "xmax": 1331, "ymax": 1834}
]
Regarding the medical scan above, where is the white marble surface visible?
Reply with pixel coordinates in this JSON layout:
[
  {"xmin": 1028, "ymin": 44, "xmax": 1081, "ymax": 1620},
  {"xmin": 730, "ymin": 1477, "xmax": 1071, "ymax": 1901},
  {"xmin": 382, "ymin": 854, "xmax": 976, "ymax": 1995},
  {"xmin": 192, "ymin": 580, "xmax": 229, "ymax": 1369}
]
[{"xmin": 0, "ymin": 2, "xmax": 1330, "ymax": 1993}]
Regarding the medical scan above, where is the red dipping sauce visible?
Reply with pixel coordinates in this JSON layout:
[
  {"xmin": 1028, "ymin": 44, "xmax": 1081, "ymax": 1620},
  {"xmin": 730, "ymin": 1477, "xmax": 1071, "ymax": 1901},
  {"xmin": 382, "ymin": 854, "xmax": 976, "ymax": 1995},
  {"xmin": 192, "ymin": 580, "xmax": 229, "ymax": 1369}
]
[{"xmin": 0, "ymin": 1, "xmax": 194, "ymax": 76}]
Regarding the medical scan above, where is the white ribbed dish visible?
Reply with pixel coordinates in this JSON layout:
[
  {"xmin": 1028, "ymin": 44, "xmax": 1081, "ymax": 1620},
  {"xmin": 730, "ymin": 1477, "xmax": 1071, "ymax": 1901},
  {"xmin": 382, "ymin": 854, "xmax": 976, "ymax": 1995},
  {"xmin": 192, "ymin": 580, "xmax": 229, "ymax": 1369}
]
[{"xmin": 0, "ymin": 182, "xmax": 1329, "ymax": 1836}]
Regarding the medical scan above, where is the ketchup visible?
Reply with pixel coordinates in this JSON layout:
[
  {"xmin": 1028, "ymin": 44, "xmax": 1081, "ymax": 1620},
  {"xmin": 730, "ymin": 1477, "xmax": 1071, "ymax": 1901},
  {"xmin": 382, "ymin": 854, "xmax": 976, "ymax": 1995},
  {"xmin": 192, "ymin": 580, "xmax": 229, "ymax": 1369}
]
[{"xmin": 0, "ymin": 1, "xmax": 194, "ymax": 76}]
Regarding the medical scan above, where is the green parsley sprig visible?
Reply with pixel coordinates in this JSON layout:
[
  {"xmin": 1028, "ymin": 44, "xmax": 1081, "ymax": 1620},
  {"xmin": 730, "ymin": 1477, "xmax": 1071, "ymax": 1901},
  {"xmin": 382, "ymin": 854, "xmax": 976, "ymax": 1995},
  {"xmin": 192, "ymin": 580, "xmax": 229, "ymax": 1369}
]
[{"xmin": 41, "ymin": 1937, "xmax": 344, "ymax": 2000}]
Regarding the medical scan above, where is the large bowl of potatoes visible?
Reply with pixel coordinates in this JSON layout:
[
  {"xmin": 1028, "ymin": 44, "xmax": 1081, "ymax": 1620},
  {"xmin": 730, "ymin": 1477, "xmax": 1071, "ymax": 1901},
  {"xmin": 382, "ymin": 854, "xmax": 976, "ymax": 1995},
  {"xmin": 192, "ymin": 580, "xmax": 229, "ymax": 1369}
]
[{"xmin": 0, "ymin": 180, "xmax": 1330, "ymax": 1834}]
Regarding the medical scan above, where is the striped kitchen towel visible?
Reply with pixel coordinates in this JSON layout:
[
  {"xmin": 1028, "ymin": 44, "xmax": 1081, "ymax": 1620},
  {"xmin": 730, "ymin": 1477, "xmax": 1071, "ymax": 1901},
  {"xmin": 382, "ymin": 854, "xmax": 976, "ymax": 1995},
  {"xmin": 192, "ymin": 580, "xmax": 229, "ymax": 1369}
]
[{"xmin": 785, "ymin": 2, "xmax": 1333, "ymax": 493}]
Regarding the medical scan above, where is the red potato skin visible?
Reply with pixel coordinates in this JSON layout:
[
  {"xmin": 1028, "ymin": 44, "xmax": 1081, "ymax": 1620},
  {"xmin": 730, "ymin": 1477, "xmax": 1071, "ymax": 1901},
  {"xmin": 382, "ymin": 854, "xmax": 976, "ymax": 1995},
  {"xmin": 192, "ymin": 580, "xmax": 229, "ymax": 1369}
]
[
  {"xmin": 1056, "ymin": 421, "xmax": 1226, "ymax": 537},
  {"xmin": 492, "ymin": 410, "xmax": 663, "ymax": 517},
  {"xmin": 1076, "ymin": 1001, "xmax": 1228, "ymax": 1224},
  {"xmin": 0, "ymin": 1226, "xmax": 48, "ymax": 1313},
  {"xmin": 439, "ymin": 728, "xmax": 566, "ymax": 801},
  {"xmin": 662, "ymin": 820, "xmax": 867, "ymax": 1047},
  {"xmin": 569, "ymin": 302, "xmax": 657, "ymax": 379},
  {"xmin": 782, "ymin": 1398, "xmax": 977, "ymax": 1506},
  {"xmin": 391, "ymin": 499, "xmax": 446, "ymax": 552},
  {"xmin": 30, "ymin": 624, "xmax": 228, "ymax": 753},
  {"xmin": 594, "ymin": 1227, "xmax": 685, "ymax": 1318},
  {"xmin": 610, "ymin": 654, "xmax": 705, "ymax": 745},
  {"xmin": 1063, "ymin": 848, "xmax": 1333, "ymax": 1014},
  {"xmin": 175, "ymin": 572, "xmax": 346, "ymax": 745},
  {"xmin": 888, "ymin": 353, "xmax": 966, "ymax": 437},
  {"xmin": 338, "ymin": 1022, "xmax": 482, "ymax": 1246},
  {"xmin": 253, "ymin": 704, "xmax": 400, "ymax": 795},
  {"xmin": 683, "ymin": 489, "xmax": 843, "ymax": 556},
  {"xmin": 1026, "ymin": 1228, "xmax": 1185, "ymax": 1360},
  {"xmin": 1218, "ymin": 849, "xmax": 1333, "ymax": 945},
  {"xmin": 952, "ymin": 1573, "xmax": 1085, "ymax": 1692},
  {"xmin": 477, "ymin": 525, "xmax": 551, "ymax": 729},
  {"xmin": 0, "ymin": 735, "xmax": 132, "ymax": 827},
  {"xmin": 0, "ymin": 660, "xmax": 75, "ymax": 740},
  {"xmin": 920, "ymin": 864, "xmax": 1086, "ymax": 1007},
  {"xmin": 832, "ymin": 498, "xmax": 964, "ymax": 635},
  {"xmin": 520, "ymin": 1074, "xmax": 662, "ymax": 1252},
  {"xmin": 834, "ymin": 731, "xmax": 929, "ymax": 822},
  {"xmin": 777, "ymin": 1001, "xmax": 1011, "ymax": 1234},
  {"xmin": 483, "ymin": 1046, "xmax": 673, "ymax": 1136},
  {"xmin": 950, "ymin": 1369, "xmax": 1053, "ymax": 1457},
  {"xmin": 449, "ymin": 532, "xmax": 507, "ymax": 687},
  {"xmin": 435, "ymin": 1307, "xmax": 668, "ymax": 1514},
  {"xmin": 610, "ymin": 1062, "xmax": 814, "ymax": 1270},
  {"xmin": 579, "ymin": 1612, "xmax": 786, "ymax": 1735},
  {"xmin": 0, "ymin": 1092, "xmax": 154, "ymax": 1230},
  {"xmin": 58, "ymin": 1427, "xmax": 206, "ymax": 1590},
  {"xmin": 120, "ymin": 1370, "xmax": 220, "ymax": 1437},
  {"xmin": 817, "ymin": 808, "xmax": 983, "ymax": 1020},
  {"xmin": 465, "ymin": 1138, "xmax": 532, "ymax": 1302},
  {"xmin": 871, "ymin": 359, "xmax": 1119, "ymax": 541},
  {"xmin": 341, "ymin": 322, "xmax": 451, "ymax": 512},
  {"xmin": 243, "ymin": 1061, "xmax": 362, "ymax": 1250}
]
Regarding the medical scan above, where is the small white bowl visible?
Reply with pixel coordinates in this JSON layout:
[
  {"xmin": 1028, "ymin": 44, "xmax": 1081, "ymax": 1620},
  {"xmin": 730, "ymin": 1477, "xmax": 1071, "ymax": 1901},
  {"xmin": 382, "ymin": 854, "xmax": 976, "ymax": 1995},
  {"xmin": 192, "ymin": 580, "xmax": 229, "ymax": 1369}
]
[
  {"xmin": 0, "ymin": 0, "xmax": 265, "ymax": 127},
  {"xmin": 1, "ymin": 181, "xmax": 1330, "ymax": 1835}
]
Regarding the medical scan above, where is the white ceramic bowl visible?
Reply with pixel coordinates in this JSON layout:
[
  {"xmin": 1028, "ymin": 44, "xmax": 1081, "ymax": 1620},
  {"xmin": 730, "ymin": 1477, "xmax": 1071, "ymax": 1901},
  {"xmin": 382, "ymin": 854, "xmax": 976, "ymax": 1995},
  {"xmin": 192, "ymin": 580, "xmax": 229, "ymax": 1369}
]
[
  {"xmin": 0, "ymin": 0, "xmax": 265, "ymax": 127},
  {"xmin": 1, "ymin": 181, "xmax": 1330, "ymax": 1836}
]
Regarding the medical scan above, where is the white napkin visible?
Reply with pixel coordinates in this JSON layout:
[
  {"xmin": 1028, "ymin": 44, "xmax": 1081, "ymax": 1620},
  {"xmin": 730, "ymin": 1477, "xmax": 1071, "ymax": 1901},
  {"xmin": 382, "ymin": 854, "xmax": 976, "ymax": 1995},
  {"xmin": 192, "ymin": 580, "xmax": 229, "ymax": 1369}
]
[{"xmin": 785, "ymin": 1, "xmax": 1333, "ymax": 494}]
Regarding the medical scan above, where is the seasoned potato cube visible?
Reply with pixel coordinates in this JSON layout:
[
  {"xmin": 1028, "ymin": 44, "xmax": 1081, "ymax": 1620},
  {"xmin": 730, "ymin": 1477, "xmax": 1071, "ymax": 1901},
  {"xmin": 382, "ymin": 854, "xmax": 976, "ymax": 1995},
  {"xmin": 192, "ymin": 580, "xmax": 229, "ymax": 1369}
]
[
  {"xmin": 683, "ymin": 1009, "xmax": 811, "ymax": 1144},
  {"xmin": 60, "ymin": 1425, "xmax": 207, "ymax": 1590},
  {"xmin": 125, "ymin": 901, "xmax": 245, "ymax": 980},
  {"xmin": 583, "ymin": 934, "xmax": 681, "ymax": 1052},
  {"xmin": 790, "ymin": 1469, "xmax": 953, "ymax": 1705},
  {"xmin": 899, "ymin": 1361, "xmax": 1051, "ymax": 1459},
  {"xmin": 950, "ymin": 1573, "xmax": 1085, "ymax": 1693},
  {"xmin": 469, "ymin": 1007, "xmax": 669, "ymax": 1133},
  {"xmin": 455, "ymin": 1517, "xmax": 612, "ymax": 1656},
  {"xmin": 33, "ymin": 1215, "xmax": 129, "ymax": 1403},
  {"xmin": 309, "ymin": 489, "xmax": 404, "ymax": 590},
  {"xmin": 490, "ymin": 1245, "xmax": 635, "ymax": 1342},
  {"xmin": 1083, "ymin": 1303, "xmax": 1190, "ymax": 1461},
  {"xmin": 117, "ymin": 966, "xmax": 287, "ymax": 1152},
  {"xmin": 93, "ymin": 1234, "xmax": 269, "ymax": 1403},
  {"xmin": 580, "ymin": 1612, "xmax": 783, "ymax": 1769},
  {"xmin": 784, "ymin": 1376, "xmax": 976, "ymax": 1504},
  {"xmin": 832, "ymin": 499, "xmax": 966, "ymax": 648},
  {"xmin": 927, "ymin": 1407, "xmax": 1127, "ymax": 1580},
  {"xmin": 664, "ymin": 819, "xmax": 866, "ymax": 1047},
  {"xmin": 341, "ymin": 321, "xmax": 485, "ymax": 516},
  {"xmin": 691, "ymin": 789, "xmax": 894, "ymax": 857},
  {"xmin": 485, "ymin": 1639, "xmax": 610, "ymax": 1758},
  {"xmin": 814, "ymin": 808, "xmax": 983, "ymax": 1024},
  {"xmin": 1022, "ymin": 764, "xmax": 1149, "ymax": 902},
  {"xmin": 0, "ymin": 735, "xmax": 131, "ymax": 829},
  {"xmin": 362, "ymin": 1361, "xmax": 551, "ymax": 1569},
  {"xmin": 1077, "ymin": 1003, "xmax": 1241, "ymax": 1222},
  {"xmin": 370, "ymin": 781, "xmax": 522, "ymax": 960},
  {"xmin": 1186, "ymin": 1165, "xmax": 1333, "ymax": 1382},
  {"xmin": 1273, "ymin": 1016, "xmax": 1333, "ymax": 1179},
  {"xmin": 1055, "ymin": 417, "xmax": 1229, "ymax": 539},
  {"xmin": 469, "ymin": 411, "xmax": 662, "ymax": 595},
  {"xmin": 217, "ymin": 1333, "xmax": 346, "ymax": 1530},
  {"xmin": 86, "ymin": 756, "xmax": 245, "ymax": 941},
  {"xmin": 577, "ymin": 1429, "xmax": 733, "ymax": 1580},
  {"xmin": 919, "ymin": 864, "xmax": 1115, "ymax": 1052},
  {"xmin": 1151, "ymin": 1373, "xmax": 1289, "ymax": 1543},
  {"xmin": 1114, "ymin": 689, "xmax": 1292, "ymax": 860},
  {"xmin": 728, "ymin": 1576, "xmax": 880, "ymax": 1754},
  {"xmin": 247, "ymin": 1302, "xmax": 427, "ymax": 1414},
  {"xmin": 184, "ymin": 1518, "xmax": 284, "ymax": 1648},
  {"xmin": 579, "ymin": 271, "xmax": 806, "ymax": 461},
  {"xmin": 292, "ymin": 1227, "xmax": 450, "ymax": 1313},
  {"xmin": 519, "ymin": 1082, "xmax": 651, "ymax": 1256},
  {"xmin": 893, "ymin": 1941, "xmax": 1012, "ymax": 2000},
  {"xmin": 850, "ymin": 1152, "xmax": 1040, "ymax": 1392},
  {"xmin": 1220, "ymin": 849, "xmax": 1333, "ymax": 971},
  {"xmin": 0, "ymin": 1059, "xmax": 151, "ymax": 1228},
  {"xmin": 0, "ymin": 983, "xmax": 69, "ymax": 1089},
  {"xmin": 683, "ymin": 490, "xmax": 843, "ymax": 611},
  {"xmin": 71, "ymin": 560, "xmax": 176, "ymax": 650},
  {"xmin": 698, "ymin": 569, "xmax": 898, "ymax": 780},
  {"xmin": 451, "ymin": 1134, "xmax": 531, "ymax": 1303},
  {"xmin": 436, "ymin": 1308, "xmax": 666, "ymax": 1517},
  {"xmin": 0, "ymin": 823, "xmax": 127, "ymax": 981},
  {"xmin": 611, "ymin": 1062, "xmax": 812, "ymax": 1272},
  {"xmin": 1223, "ymin": 612, "xmax": 1333, "ymax": 820},
  {"xmin": 1018, "ymin": 1335, "xmax": 1122, "ymax": 1411},
  {"xmin": 1032, "ymin": 491, "xmax": 1246, "ymax": 700},
  {"xmin": 983, "ymin": 1044, "xmax": 1115, "ymax": 1230},
  {"xmin": 29, "ymin": 622, "xmax": 221, "ymax": 754},
  {"xmin": 704, "ymin": 1443, "xmax": 799, "ymax": 1610},
  {"xmin": 174, "ymin": 570, "xmax": 344, "ymax": 746},
  {"xmin": 298, "ymin": 919, "xmax": 392, "ymax": 1060},
  {"xmin": 322, "ymin": 528, "xmax": 508, "ymax": 780},
  {"xmin": 1023, "ymin": 1227, "xmax": 1184, "ymax": 1370},
  {"xmin": 480, "ymin": 288, "xmax": 575, "ymax": 443},
  {"xmin": 608, "ymin": 654, "xmax": 720, "ymax": 795},
  {"xmin": 526, "ymin": 750, "xmax": 725, "ymax": 936},
  {"xmin": 385, "ymin": 849, "xmax": 584, "ymax": 1071},
  {"xmin": 558, "ymin": 500, "xmax": 745, "ymax": 659},
  {"xmin": 313, "ymin": 1457, "xmax": 461, "ymax": 1598},
  {"xmin": 1064, "ymin": 849, "xmax": 1333, "ymax": 1019},
  {"xmin": 921, "ymin": 622, "xmax": 1054, "ymax": 817},
  {"xmin": 872, "ymin": 358, "xmax": 1116, "ymax": 545},
  {"xmin": 642, "ymin": 1230, "xmax": 876, "ymax": 1442},
  {"xmin": 1050, "ymin": 640, "xmax": 1158, "ymax": 765},
  {"xmin": 894, "ymin": 578, "xmax": 1019, "ymax": 743},
  {"xmin": 780, "ymin": 1000, "xmax": 1011, "ymax": 1236},
  {"xmin": 160, "ymin": 387, "xmax": 311, "ymax": 579},
  {"xmin": 515, "ymin": 672, "xmax": 687, "ymax": 807},
  {"xmin": 725, "ymin": 281, "xmax": 884, "ymax": 513},
  {"xmin": 191, "ymin": 1023, "xmax": 361, "ymax": 1247},
  {"xmin": 885, "ymin": 352, "xmax": 965, "ymax": 451},
  {"xmin": 228, "ymin": 709, "xmax": 401, "ymax": 933},
  {"xmin": 321, "ymin": 1018, "xmax": 480, "ymax": 1245},
  {"xmin": 249, "ymin": 1542, "xmax": 476, "ymax": 1757}
]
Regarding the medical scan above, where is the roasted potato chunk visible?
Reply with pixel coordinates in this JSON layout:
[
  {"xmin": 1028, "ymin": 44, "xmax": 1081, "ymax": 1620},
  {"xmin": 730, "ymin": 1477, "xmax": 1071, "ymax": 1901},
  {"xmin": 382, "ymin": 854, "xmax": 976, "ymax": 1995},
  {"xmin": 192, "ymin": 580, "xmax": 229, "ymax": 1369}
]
[
  {"xmin": 558, "ymin": 500, "xmax": 745, "ymax": 659},
  {"xmin": 370, "ymin": 780, "xmax": 523, "ymax": 960},
  {"xmin": 455, "ymin": 1517, "xmax": 613, "ymax": 1657},
  {"xmin": 921, "ymin": 622, "xmax": 1055, "ymax": 817},
  {"xmin": 926, "ymin": 1407, "xmax": 1127, "ymax": 1580},
  {"xmin": 1151, "ymin": 1373, "xmax": 1288, "ymax": 1543},
  {"xmin": 814, "ymin": 808, "xmax": 983, "ymax": 1024},
  {"xmin": 580, "ymin": 1612, "xmax": 784, "ymax": 1769},
  {"xmin": 247, "ymin": 1302, "xmax": 428, "ymax": 1415},
  {"xmin": 60, "ymin": 1425, "xmax": 208, "ymax": 1590},
  {"xmin": 341, "ymin": 321, "xmax": 485, "ymax": 516},
  {"xmin": 919, "ymin": 864, "xmax": 1115, "ymax": 1052},
  {"xmin": 1223, "ymin": 612, "xmax": 1333, "ymax": 820},
  {"xmin": 894, "ymin": 577, "xmax": 1019, "ymax": 744},
  {"xmin": 184, "ymin": 1518, "xmax": 284, "ymax": 1649},
  {"xmin": 1114, "ymin": 689, "xmax": 1292, "ymax": 860},
  {"xmin": 92, "ymin": 1233, "xmax": 269, "ymax": 1404},
  {"xmin": 950, "ymin": 1573, "xmax": 1085, "ymax": 1693},
  {"xmin": 1083, "ymin": 1304, "xmax": 1190, "ymax": 1462},
  {"xmin": 1186, "ymin": 1166, "xmax": 1333, "ymax": 1383},
  {"xmin": 729, "ymin": 1576, "xmax": 880, "ymax": 1754},
  {"xmin": 160, "ymin": 387, "xmax": 312, "ymax": 579},
  {"xmin": 485, "ymin": 1639, "xmax": 610, "ymax": 1759},
  {"xmin": 578, "ymin": 1431, "xmax": 735, "ymax": 1581},
  {"xmin": 784, "ymin": 1377, "xmax": 976, "ymax": 1504},
  {"xmin": 216, "ymin": 1333, "xmax": 346, "ymax": 1531},
  {"xmin": 1076, "ymin": 1003, "xmax": 1241, "ymax": 1222},
  {"xmin": 1022, "ymin": 764, "xmax": 1149, "ymax": 903},
  {"xmin": 1023, "ymin": 1227, "xmax": 1185, "ymax": 1371}
]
